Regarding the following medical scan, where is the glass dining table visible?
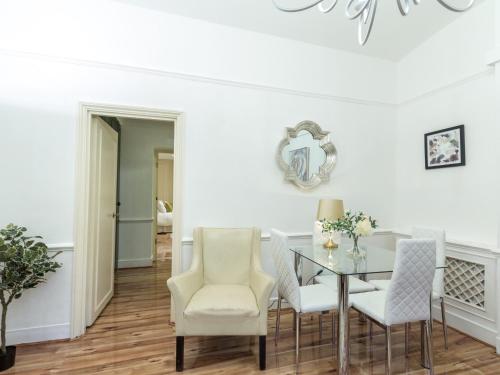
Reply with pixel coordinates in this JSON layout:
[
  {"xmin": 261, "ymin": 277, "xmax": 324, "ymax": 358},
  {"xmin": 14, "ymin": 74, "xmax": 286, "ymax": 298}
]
[{"xmin": 289, "ymin": 243, "xmax": 446, "ymax": 375}]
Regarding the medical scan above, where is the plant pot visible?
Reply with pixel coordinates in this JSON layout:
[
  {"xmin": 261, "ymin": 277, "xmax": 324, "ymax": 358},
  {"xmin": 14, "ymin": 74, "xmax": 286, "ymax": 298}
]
[{"xmin": 0, "ymin": 346, "xmax": 16, "ymax": 371}]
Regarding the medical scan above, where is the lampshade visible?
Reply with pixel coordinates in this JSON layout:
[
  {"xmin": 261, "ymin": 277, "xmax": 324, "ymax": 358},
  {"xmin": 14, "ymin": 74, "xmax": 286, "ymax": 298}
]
[{"xmin": 317, "ymin": 199, "xmax": 344, "ymax": 221}]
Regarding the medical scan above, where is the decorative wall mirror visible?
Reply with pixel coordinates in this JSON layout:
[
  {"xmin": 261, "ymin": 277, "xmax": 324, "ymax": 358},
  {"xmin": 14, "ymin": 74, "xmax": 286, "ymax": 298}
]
[{"xmin": 277, "ymin": 120, "xmax": 337, "ymax": 190}]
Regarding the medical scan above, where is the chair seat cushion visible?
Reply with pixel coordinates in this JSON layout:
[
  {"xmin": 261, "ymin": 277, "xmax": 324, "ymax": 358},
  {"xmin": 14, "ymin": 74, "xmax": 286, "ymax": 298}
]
[
  {"xmin": 370, "ymin": 279, "xmax": 441, "ymax": 300},
  {"xmin": 185, "ymin": 284, "xmax": 259, "ymax": 318},
  {"xmin": 316, "ymin": 275, "xmax": 377, "ymax": 293},
  {"xmin": 350, "ymin": 291, "xmax": 388, "ymax": 325},
  {"xmin": 299, "ymin": 284, "xmax": 338, "ymax": 313},
  {"xmin": 369, "ymin": 279, "xmax": 390, "ymax": 291}
]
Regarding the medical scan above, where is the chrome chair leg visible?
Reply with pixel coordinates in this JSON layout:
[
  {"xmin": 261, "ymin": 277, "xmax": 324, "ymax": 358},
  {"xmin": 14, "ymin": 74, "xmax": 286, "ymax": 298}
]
[
  {"xmin": 429, "ymin": 294, "xmax": 433, "ymax": 330},
  {"xmin": 405, "ymin": 323, "xmax": 410, "ymax": 358},
  {"xmin": 441, "ymin": 297, "xmax": 448, "ymax": 350},
  {"xmin": 295, "ymin": 312, "xmax": 301, "ymax": 368},
  {"xmin": 332, "ymin": 312, "xmax": 336, "ymax": 347},
  {"xmin": 425, "ymin": 320, "xmax": 435, "ymax": 375},
  {"xmin": 319, "ymin": 313, "xmax": 323, "ymax": 341},
  {"xmin": 386, "ymin": 326, "xmax": 392, "ymax": 375},
  {"xmin": 275, "ymin": 296, "xmax": 282, "ymax": 346}
]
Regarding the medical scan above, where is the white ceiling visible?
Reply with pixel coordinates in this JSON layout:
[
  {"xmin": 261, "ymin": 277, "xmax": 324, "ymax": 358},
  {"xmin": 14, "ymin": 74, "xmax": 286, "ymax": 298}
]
[{"xmin": 115, "ymin": 0, "xmax": 481, "ymax": 61}]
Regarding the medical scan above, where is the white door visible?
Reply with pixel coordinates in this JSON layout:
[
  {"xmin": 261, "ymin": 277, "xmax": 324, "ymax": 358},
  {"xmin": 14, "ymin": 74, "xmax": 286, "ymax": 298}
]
[{"xmin": 86, "ymin": 117, "xmax": 118, "ymax": 327}]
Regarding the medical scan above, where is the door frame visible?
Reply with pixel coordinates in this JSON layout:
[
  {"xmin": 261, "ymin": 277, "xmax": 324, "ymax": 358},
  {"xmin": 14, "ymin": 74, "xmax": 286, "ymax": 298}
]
[{"xmin": 72, "ymin": 102, "xmax": 185, "ymax": 338}]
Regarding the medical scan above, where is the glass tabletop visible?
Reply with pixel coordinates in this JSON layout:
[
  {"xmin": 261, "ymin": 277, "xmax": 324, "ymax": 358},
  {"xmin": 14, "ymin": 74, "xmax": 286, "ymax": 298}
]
[{"xmin": 290, "ymin": 243, "xmax": 447, "ymax": 276}]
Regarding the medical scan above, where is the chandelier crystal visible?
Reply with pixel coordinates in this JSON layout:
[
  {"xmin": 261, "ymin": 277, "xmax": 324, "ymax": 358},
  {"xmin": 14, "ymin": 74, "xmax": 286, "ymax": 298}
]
[{"xmin": 272, "ymin": 0, "xmax": 476, "ymax": 45}]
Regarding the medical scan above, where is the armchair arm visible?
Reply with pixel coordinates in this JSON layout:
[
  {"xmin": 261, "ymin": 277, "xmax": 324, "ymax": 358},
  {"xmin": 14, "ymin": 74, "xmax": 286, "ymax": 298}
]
[
  {"xmin": 250, "ymin": 267, "xmax": 275, "ymax": 312},
  {"xmin": 167, "ymin": 269, "xmax": 203, "ymax": 321}
]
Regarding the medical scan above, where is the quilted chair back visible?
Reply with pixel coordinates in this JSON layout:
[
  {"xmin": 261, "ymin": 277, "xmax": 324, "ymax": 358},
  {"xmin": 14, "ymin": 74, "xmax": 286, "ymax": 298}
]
[
  {"xmin": 384, "ymin": 239, "xmax": 436, "ymax": 326},
  {"xmin": 199, "ymin": 227, "xmax": 259, "ymax": 285},
  {"xmin": 412, "ymin": 227, "xmax": 446, "ymax": 298},
  {"xmin": 270, "ymin": 229, "xmax": 301, "ymax": 312}
]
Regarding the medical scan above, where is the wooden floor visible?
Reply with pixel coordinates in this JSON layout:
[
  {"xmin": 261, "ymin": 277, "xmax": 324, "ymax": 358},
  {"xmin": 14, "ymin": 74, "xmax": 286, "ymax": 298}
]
[{"xmin": 6, "ymin": 259, "xmax": 500, "ymax": 374}]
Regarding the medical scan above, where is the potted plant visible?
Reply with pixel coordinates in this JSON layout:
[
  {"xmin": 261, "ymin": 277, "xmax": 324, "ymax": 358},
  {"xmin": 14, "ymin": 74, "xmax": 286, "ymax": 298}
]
[{"xmin": 0, "ymin": 224, "xmax": 61, "ymax": 371}]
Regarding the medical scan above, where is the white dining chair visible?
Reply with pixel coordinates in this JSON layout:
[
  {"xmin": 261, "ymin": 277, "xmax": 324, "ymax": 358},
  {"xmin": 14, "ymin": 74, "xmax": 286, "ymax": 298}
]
[
  {"xmin": 270, "ymin": 229, "xmax": 339, "ymax": 367},
  {"xmin": 369, "ymin": 227, "xmax": 447, "ymax": 349},
  {"xmin": 351, "ymin": 239, "xmax": 437, "ymax": 374}
]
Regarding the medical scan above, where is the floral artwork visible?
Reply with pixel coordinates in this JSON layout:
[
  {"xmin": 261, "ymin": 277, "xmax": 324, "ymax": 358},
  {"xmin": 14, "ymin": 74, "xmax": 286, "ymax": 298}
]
[{"xmin": 425, "ymin": 125, "xmax": 465, "ymax": 169}]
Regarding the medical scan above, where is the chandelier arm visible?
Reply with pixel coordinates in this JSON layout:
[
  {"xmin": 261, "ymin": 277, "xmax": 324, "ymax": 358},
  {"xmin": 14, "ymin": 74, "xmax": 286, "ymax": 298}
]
[
  {"xmin": 272, "ymin": 0, "xmax": 325, "ymax": 12},
  {"xmin": 318, "ymin": 0, "xmax": 338, "ymax": 13},
  {"xmin": 345, "ymin": 0, "xmax": 371, "ymax": 20},
  {"xmin": 358, "ymin": 0, "xmax": 377, "ymax": 46},
  {"xmin": 397, "ymin": 0, "xmax": 411, "ymax": 16},
  {"xmin": 436, "ymin": 0, "xmax": 475, "ymax": 12}
]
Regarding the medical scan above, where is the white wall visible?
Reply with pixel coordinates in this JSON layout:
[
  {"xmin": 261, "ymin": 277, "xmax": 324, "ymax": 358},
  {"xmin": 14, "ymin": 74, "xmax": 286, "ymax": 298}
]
[
  {"xmin": 117, "ymin": 118, "xmax": 174, "ymax": 268},
  {"xmin": 395, "ymin": 0, "xmax": 499, "ymax": 246},
  {"xmin": 0, "ymin": 0, "xmax": 397, "ymax": 344}
]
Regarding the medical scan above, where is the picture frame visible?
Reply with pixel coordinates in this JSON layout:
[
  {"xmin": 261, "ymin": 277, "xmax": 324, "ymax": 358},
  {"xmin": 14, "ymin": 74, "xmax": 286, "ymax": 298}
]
[{"xmin": 424, "ymin": 125, "xmax": 465, "ymax": 170}]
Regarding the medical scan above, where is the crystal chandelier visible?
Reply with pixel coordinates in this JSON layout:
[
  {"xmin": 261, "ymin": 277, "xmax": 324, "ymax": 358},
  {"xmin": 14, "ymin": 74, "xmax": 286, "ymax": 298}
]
[{"xmin": 272, "ymin": 0, "xmax": 476, "ymax": 45}]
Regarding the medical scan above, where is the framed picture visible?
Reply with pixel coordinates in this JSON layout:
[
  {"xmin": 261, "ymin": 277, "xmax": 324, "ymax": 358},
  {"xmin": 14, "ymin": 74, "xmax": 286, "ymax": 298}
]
[
  {"xmin": 289, "ymin": 147, "xmax": 310, "ymax": 182},
  {"xmin": 424, "ymin": 125, "xmax": 465, "ymax": 170}
]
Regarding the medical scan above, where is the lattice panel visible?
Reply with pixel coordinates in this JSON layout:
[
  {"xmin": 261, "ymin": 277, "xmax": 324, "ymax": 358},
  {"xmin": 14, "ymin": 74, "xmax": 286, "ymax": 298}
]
[{"xmin": 444, "ymin": 257, "xmax": 485, "ymax": 309}]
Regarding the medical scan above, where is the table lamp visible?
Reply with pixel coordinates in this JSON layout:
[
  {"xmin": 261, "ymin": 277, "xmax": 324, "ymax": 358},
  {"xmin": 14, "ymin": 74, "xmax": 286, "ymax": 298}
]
[{"xmin": 316, "ymin": 199, "xmax": 344, "ymax": 249}]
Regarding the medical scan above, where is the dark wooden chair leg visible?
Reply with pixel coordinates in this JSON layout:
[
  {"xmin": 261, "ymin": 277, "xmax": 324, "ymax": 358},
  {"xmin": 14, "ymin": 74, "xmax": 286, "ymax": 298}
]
[
  {"xmin": 259, "ymin": 335, "xmax": 266, "ymax": 370},
  {"xmin": 176, "ymin": 336, "xmax": 184, "ymax": 372}
]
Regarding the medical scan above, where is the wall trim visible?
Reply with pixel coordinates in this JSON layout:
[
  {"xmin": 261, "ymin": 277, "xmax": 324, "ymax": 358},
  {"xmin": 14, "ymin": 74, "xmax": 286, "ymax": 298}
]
[
  {"xmin": 486, "ymin": 46, "xmax": 500, "ymax": 66},
  {"xmin": 3, "ymin": 48, "xmax": 492, "ymax": 109},
  {"xmin": 437, "ymin": 306, "xmax": 497, "ymax": 346},
  {"xmin": 0, "ymin": 48, "xmax": 395, "ymax": 108},
  {"xmin": 118, "ymin": 217, "xmax": 154, "ymax": 223},
  {"xmin": 117, "ymin": 258, "xmax": 153, "ymax": 269},
  {"xmin": 47, "ymin": 243, "xmax": 74, "ymax": 252},
  {"xmin": 7, "ymin": 323, "xmax": 70, "ymax": 346},
  {"xmin": 181, "ymin": 228, "xmax": 393, "ymax": 246},
  {"xmin": 398, "ymin": 68, "xmax": 494, "ymax": 106},
  {"xmin": 392, "ymin": 230, "xmax": 500, "ymax": 256}
]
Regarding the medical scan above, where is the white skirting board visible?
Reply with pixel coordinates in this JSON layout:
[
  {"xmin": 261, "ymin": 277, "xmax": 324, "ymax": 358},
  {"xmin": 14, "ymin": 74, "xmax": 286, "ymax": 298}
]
[
  {"xmin": 117, "ymin": 258, "xmax": 153, "ymax": 269},
  {"xmin": 7, "ymin": 323, "xmax": 70, "ymax": 346}
]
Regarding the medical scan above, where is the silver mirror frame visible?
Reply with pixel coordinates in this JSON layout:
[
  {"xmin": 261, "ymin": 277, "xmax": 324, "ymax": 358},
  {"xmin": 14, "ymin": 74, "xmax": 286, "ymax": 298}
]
[{"xmin": 277, "ymin": 120, "xmax": 337, "ymax": 190}]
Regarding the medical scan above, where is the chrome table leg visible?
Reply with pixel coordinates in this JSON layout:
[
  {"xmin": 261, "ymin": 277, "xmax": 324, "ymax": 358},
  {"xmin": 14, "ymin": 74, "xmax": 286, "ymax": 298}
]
[
  {"xmin": 275, "ymin": 296, "xmax": 282, "ymax": 345},
  {"xmin": 337, "ymin": 274, "xmax": 350, "ymax": 375},
  {"xmin": 358, "ymin": 274, "xmax": 367, "ymax": 323},
  {"xmin": 293, "ymin": 252, "xmax": 302, "ymax": 332}
]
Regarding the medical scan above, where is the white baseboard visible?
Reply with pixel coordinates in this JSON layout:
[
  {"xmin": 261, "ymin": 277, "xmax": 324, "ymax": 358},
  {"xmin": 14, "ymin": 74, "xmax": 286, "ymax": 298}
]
[
  {"xmin": 117, "ymin": 258, "xmax": 153, "ymax": 268},
  {"xmin": 7, "ymin": 323, "xmax": 70, "ymax": 345},
  {"xmin": 432, "ymin": 304, "xmax": 497, "ymax": 346}
]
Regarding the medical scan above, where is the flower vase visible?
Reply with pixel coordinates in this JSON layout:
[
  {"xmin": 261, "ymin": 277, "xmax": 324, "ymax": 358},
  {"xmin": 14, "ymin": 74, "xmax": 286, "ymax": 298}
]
[{"xmin": 349, "ymin": 236, "xmax": 365, "ymax": 259}]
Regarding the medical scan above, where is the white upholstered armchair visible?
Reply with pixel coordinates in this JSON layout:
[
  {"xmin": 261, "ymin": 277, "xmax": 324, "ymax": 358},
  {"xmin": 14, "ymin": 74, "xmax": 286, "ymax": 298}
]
[{"xmin": 167, "ymin": 227, "xmax": 275, "ymax": 372}]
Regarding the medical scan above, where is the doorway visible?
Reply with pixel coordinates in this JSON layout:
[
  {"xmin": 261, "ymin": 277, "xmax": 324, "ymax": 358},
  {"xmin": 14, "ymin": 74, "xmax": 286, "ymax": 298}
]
[
  {"xmin": 72, "ymin": 103, "xmax": 184, "ymax": 338},
  {"xmin": 155, "ymin": 152, "xmax": 174, "ymax": 261}
]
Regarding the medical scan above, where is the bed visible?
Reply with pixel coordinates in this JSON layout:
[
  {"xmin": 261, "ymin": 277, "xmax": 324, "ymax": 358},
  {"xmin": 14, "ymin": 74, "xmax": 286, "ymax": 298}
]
[{"xmin": 157, "ymin": 200, "xmax": 173, "ymax": 234}]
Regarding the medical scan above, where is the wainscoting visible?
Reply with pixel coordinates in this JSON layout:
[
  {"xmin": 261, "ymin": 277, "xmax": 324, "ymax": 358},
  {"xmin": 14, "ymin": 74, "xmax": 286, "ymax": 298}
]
[
  {"xmin": 393, "ymin": 232, "xmax": 500, "ymax": 350},
  {"xmin": 7, "ymin": 244, "xmax": 74, "ymax": 345},
  {"xmin": 181, "ymin": 229, "xmax": 500, "ymax": 352}
]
